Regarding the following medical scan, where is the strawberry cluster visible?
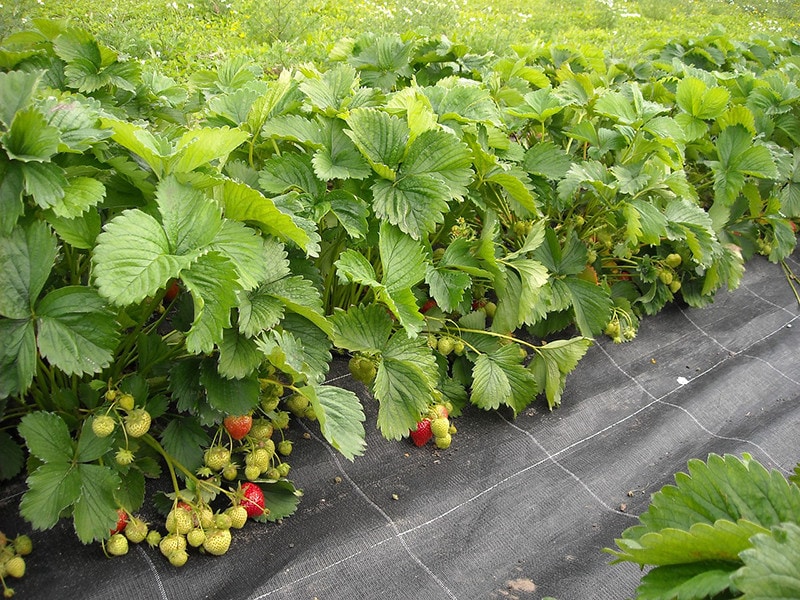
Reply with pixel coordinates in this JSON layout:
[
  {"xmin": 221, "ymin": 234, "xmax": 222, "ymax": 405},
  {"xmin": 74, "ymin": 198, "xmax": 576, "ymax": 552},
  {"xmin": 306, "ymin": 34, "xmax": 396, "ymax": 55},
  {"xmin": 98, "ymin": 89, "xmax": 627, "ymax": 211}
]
[
  {"xmin": 0, "ymin": 531, "xmax": 32, "ymax": 598},
  {"xmin": 409, "ymin": 404, "xmax": 455, "ymax": 450}
]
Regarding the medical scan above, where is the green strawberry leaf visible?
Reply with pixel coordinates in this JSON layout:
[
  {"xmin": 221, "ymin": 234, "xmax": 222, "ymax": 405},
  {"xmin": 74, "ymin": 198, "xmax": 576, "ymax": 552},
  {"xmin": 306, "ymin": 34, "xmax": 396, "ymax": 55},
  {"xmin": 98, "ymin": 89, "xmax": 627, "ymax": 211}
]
[
  {"xmin": 636, "ymin": 561, "xmax": 739, "ymax": 600},
  {"xmin": 50, "ymin": 176, "xmax": 105, "ymax": 219},
  {"xmin": 72, "ymin": 463, "xmax": 121, "ymax": 543},
  {"xmin": 401, "ymin": 128, "xmax": 473, "ymax": 197},
  {"xmin": 155, "ymin": 176, "xmax": 222, "ymax": 256},
  {"xmin": 371, "ymin": 173, "xmax": 451, "ymax": 239},
  {"xmin": 259, "ymin": 152, "xmax": 325, "ymax": 196},
  {"xmin": 528, "ymin": 337, "xmax": 592, "ymax": 409},
  {"xmin": 312, "ymin": 117, "xmax": 372, "ymax": 181},
  {"xmin": 0, "ymin": 318, "xmax": 36, "ymax": 399},
  {"xmin": 0, "ymin": 220, "xmax": 59, "ymax": 319},
  {"xmin": 46, "ymin": 206, "xmax": 102, "ymax": 251},
  {"xmin": 93, "ymin": 208, "xmax": 192, "ymax": 305},
  {"xmin": 18, "ymin": 411, "xmax": 75, "ymax": 463},
  {"xmin": 373, "ymin": 332, "xmax": 438, "ymax": 440},
  {"xmin": 710, "ymin": 124, "xmax": 778, "ymax": 206},
  {"xmin": 734, "ymin": 523, "xmax": 800, "ymax": 599},
  {"xmin": 345, "ymin": 107, "xmax": 408, "ymax": 177},
  {"xmin": 76, "ymin": 418, "xmax": 115, "ymax": 463},
  {"xmin": 471, "ymin": 344, "xmax": 538, "ymax": 413},
  {"xmin": 0, "ymin": 69, "xmax": 42, "ymax": 127},
  {"xmin": 171, "ymin": 126, "xmax": 249, "ymax": 174},
  {"xmin": 523, "ymin": 141, "xmax": 572, "ymax": 180},
  {"xmin": 261, "ymin": 479, "xmax": 300, "ymax": 522},
  {"xmin": 0, "ymin": 158, "xmax": 25, "ymax": 235},
  {"xmin": 613, "ymin": 519, "xmax": 769, "ymax": 566},
  {"xmin": 380, "ymin": 222, "xmax": 426, "ymax": 292},
  {"xmin": 217, "ymin": 328, "xmax": 263, "ymax": 379},
  {"xmin": 19, "ymin": 462, "xmax": 82, "ymax": 531},
  {"xmin": 35, "ymin": 286, "xmax": 120, "ymax": 376},
  {"xmin": 300, "ymin": 384, "xmax": 366, "ymax": 461},
  {"xmin": 199, "ymin": 360, "xmax": 260, "ymax": 415},
  {"xmin": 0, "ymin": 431, "xmax": 24, "ymax": 480},
  {"xmin": 2, "ymin": 106, "xmax": 61, "ymax": 162},
  {"xmin": 425, "ymin": 264, "xmax": 471, "ymax": 313},
  {"xmin": 331, "ymin": 304, "xmax": 393, "ymax": 353},
  {"xmin": 160, "ymin": 416, "xmax": 211, "ymax": 475},
  {"xmin": 181, "ymin": 251, "xmax": 241, "ymax": 354},
  {"xmin": 20, "ymin": 161, "xmax": 68, "ymax": 211},
  {"xmin": 219, "ymin": 179, "xmax": 314, "ymax": 256},
  {"xmin": 676, "ymin": 77, "xmax": 730, "ymax": 120},
  {"xmin": 281, "ymin": 314, "xmax": 332, "ymax": 384},
  {"xmin": 664, "ymin": 200, "xmax": 718, "ymax": 267}
]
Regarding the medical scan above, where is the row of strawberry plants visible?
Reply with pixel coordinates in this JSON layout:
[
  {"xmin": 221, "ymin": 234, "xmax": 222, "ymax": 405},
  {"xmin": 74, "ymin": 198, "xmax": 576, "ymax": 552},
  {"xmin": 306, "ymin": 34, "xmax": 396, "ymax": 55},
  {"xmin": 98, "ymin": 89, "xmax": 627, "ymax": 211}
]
[{"xmin": 0, "ymin": 20, "xmax": 798, "ymax": 567}]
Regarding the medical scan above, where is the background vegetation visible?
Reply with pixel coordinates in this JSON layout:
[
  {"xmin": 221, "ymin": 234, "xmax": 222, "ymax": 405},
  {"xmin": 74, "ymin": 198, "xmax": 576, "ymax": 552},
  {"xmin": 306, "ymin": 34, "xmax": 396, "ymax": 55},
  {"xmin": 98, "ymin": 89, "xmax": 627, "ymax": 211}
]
[{"xmin": 3, "ymin": 0, "xmax": 800, "ymax": 77}]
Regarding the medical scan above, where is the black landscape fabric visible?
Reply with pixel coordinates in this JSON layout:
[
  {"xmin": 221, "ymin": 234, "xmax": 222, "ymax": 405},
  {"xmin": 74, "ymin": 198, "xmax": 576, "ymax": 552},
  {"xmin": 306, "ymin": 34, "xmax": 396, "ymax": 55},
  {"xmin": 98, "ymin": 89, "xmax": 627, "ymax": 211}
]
[{"xmin": 1, "ymin": 250, "xmax": 798, "ymax": 600}]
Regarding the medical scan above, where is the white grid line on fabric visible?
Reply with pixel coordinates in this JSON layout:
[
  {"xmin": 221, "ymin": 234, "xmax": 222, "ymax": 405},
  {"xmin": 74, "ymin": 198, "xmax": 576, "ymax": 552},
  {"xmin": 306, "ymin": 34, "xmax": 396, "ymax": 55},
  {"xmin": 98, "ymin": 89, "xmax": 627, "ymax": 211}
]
[
  {"xmin": 499, "ymin": 416, "xmax": 639, "ymax": 520},
  {"xmin": 249, "ymin": 420, "xmax": 459, "ymax": 600},
  {"xmin": 136, "ymin": 544, "xmax": 170, "ymax": 600}
]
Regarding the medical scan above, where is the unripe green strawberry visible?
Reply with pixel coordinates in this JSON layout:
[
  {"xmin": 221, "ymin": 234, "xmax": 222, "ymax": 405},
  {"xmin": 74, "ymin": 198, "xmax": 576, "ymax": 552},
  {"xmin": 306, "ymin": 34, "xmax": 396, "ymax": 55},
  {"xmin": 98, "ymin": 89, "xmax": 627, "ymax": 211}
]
[
  {"xmin": 277, "ymin": 440, "xmax": 293, "ymax": 456},
  {"xmin": 215, "ymin": 513, "xmax": 232, "ymax": 530},
  {"xmin": 453, "ymin": 339, "xmax": 465, "ymax": 355},
  {"xmin": 202, "ymin": 528, "xmax": 232, "ymax": 556},
  {"xmin": 265, "ymin": 467, "xmax": 281, "ymax": 480},
  {"xmin": 252, "ymin": 448, "xmax": 272, "ymax": 472},
  {"xmin": 483, "ymin": 301, "xmax": 497, "ymax": 318},
  {"xmin": 304, "ymin": 406, "xmax": 317, "ymax": 421},
  {"xmin": 658, "ymin": 270, "xmax": 673, "ymax": 285},
  {"xmin": 259, "ymin": 380, "xmax": 283, "ymax": 397},
  {"xmin": 284, "ymin": 394, "xmax": 309, "ymax": 417},
  {"xmin": 5, "ymin": 556, "xmax": 25, "ymax": 578},
  {"xmin": 168, "ymin": 549, "xmax": 189, "ymax": 567},
  {"xmin": 92, "ymin": 415, "xmax": 116, "ymax": 438},
  {"xmin": 146, "ymin": 530, "xmax": 162, "ymax": 548},
  {"xmin": 249, "ymin": 419, "xmax": 274, "ymax": 440},
  {"xmin": 260, "ymin": 396, "xmax": 280, "ymax": 413},
  {"xmin": 106, "ymin": 534, "xmax": 128, "ymax": 557},
  {"xmin": 204, "ymin": 445, "xmax": 231, "ymax": 471},
  {"xmin": 222, "ymin": 463, "xmax": 238, "ymax": 481},
  {"xmin": 665, "ymin": 253, "xmax": 682, "ymax": 268},
  {"xmin": 166, "ymin": 508, "xmax": 193, "ymax": 535},
  {"xmin": 115, "ymin": 448, "xmax": 134, "ymax": 466},
  {"xmin": 244, "ymin": 464, "xmax": 261, "ymax": 481},
  {"xmin": 348, "ymin": 355, "xmax": 377, "ymax": 385},
  {"xmin": 434, "ymin": 433, "xmax": 452, "ymax": 449},
  {"xmin": 12, "ymin": 536, "xmax": 32, "ymax": 557},
  {"xmin": 669, "ymin": 279, "xmax": 681, "ymax": 293},
  {"xmin": 105, "ymin": 389, "xmax": 118, "ymax": 402},
  {"xmin": 271, "ymin": 410, "xmax": 290, "ymax": 430},
  {"xmin": 159, "ymin": 533, "xmax": 186, "ymax": 557},
  {"xmin": 427, "ymin": 334, "xmax": 438, "ymax": 349},
  {"xmin": 197, "ymin": 506, "xmax": 215, "ymax": 529},
  {"xmin": 117, "ymin": 392, "xmax": 135, "ymax": 411},
  {"xmin": 430, "ymin": 418, "xmax": 450, "ymax": 438},
  {"xmin": 226, "ymin": 506, "xmax": 248, "ymax": 529},
  {"xmin": 124, "ymin": 517, "xmax": 148, "ymax": 544},
  {"xmin": 437, "ymin": 336, "xmax": 455, "ymax": 356},
  {"xmin": 124, "ymin": 409, "xmax": 151, "ymax": 438},
  {"xmin": 276, "ymin": 462, "xmax": 291, "ymax": 477},
  {"xmin": 604, "ymin": 320, "xmax": 620, "ymax": 337},
  {"xmin": 187, "ymin": 528, "xmax": 206, "ymax": 548}
]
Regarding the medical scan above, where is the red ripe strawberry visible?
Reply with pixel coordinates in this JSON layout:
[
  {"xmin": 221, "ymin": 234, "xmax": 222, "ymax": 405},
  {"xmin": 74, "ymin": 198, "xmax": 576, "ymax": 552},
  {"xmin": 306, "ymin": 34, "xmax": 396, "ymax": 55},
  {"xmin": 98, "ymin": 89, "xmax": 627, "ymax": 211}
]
[
  {"xmin": 110, "ymin": 508, "xmax": 128, "ymax": 535},
  {"xmin": 164, "ymin": 280, "xmax": 180, "ymax": 302},
  {"xmin": 409, "ymin": 419, "xmax": 432, "ymax": 447},
  {"xmin": 240, "ymin": 482, "xmax": 266, "ymax": 518},
  {"xmin": 420, "ymin": 298, "xmax": 437, "ymax": 313},
  {"xmin": 223, "ymin": 414, "xmax": 252, "ymax": 441}
]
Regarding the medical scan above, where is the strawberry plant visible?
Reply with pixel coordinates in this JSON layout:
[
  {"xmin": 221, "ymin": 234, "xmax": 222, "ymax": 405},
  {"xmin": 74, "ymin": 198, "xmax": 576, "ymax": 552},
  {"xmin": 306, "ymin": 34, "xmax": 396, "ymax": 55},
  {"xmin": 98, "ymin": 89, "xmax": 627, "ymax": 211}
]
[
  {"xmin": 0, "ymin": 19, "xmax": 798, "ymax": 572},
  {"xmin": 606, "ymin": 454, "xmax": 800, "ymax": 599}
]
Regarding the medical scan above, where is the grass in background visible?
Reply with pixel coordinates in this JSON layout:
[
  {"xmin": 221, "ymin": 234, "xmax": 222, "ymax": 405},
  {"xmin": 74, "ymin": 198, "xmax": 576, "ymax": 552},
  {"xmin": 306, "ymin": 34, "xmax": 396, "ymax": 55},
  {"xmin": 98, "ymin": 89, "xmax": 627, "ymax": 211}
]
[{"xmin": 2, "ymin": 0, "xmax": 799, "ymax": 77}]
